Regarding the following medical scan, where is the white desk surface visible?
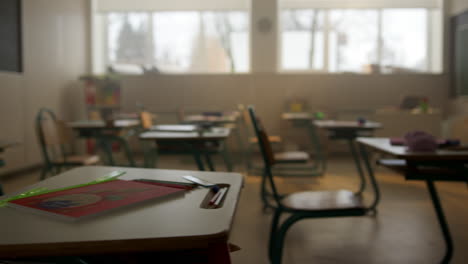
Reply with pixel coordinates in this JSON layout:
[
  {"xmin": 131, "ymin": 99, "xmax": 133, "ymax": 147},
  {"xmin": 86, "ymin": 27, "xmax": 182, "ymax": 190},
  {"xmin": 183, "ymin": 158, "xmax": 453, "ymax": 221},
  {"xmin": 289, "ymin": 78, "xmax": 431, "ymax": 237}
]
[
  {"xmin": 140, "ymin": 127, "xmax": 231, "ymax": 141},
  {"xmin": 150, "ymin": 124, "xmax": 198, "ymax": 132},
  {"xmin": 357, "ymin": 137, "xmax": 468, "ymax": 161},
  {"xmin": 69, "ymin": 119, "xmax": 140, "ymax": 129},
  {"xmin": 281, "ymin": 112, "xmax": 312, "ymax": 120},
  {"xmin": 0, "ymin": 166, "xmax": 243, "ymax": 257},
  {"xmin": 183, "ymin": 113, "xmax": 238, "ymax": 123},
  {"xmin": 314, "ymin": 120, "xmax": 382, "ymax": 129}
]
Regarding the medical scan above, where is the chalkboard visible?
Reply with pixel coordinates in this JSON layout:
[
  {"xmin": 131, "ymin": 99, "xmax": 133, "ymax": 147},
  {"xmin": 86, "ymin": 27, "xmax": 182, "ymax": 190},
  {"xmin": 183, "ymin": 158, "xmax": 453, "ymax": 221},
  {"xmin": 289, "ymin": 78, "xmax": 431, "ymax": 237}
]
[
  {"xmin": 452, "ymin": 10, "xmax": 468, "ymax": 97},
  {"xmin": 0, "ymin": 0, "xmax": 22, "ymax": 73}
]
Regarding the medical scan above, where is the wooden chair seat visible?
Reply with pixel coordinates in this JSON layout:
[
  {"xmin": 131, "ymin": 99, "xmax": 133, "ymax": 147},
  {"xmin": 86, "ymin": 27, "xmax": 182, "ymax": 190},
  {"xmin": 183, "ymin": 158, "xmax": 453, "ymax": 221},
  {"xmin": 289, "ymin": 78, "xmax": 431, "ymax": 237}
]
[
  {"xmin": 282, "ymin": 190, "xmax": 365, "ymax": 211},
  {"xmin": 54, "ymin": 155, "xmax": 100, "ymax": 165},
  {"xmin": 249, "ymin": 135, "xmax": 282, "ymax": 144},
  {"xmin": 274, "ymin": 151, "xmax": 309, "ymax": 163}
]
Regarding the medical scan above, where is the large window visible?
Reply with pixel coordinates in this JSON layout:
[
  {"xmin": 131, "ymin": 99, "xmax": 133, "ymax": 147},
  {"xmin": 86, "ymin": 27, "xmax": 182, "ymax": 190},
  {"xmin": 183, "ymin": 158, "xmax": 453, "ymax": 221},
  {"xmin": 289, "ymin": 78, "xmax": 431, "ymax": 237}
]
[
  {"xmin": 280, "ymin": 7, "xmax": 442, "ymax": 74},
  {"xmin": 94, "ymin": 0, "xmax": 443, "ymax": 75},
  {"xmin": 97, "ymin": 11, "xmax": 249, "ymax": 74}
]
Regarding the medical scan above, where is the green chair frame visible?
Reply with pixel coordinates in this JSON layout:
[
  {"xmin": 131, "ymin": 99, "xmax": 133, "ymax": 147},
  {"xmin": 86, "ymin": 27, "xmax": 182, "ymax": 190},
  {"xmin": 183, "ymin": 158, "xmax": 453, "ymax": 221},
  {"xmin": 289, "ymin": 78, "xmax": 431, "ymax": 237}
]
[
  {"xmin": 241, "ymin": 106, "xmax": 326, "ymax": 177},
  {"xmin": 248, "ymin": 106, "xmax": 380, "ymax": 264},
  {"xmin": 36, "ymin": 108, "xmax": 76, "ymax": 179},
  {"xmin": 36, "ymin": 108, "xmax": 101, "ymax": 180}
]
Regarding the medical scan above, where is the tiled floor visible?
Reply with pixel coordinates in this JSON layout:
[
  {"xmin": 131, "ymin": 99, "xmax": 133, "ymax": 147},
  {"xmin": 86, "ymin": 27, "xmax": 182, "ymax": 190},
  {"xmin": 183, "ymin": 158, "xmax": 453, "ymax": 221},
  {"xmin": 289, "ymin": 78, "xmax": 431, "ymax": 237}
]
[{"xmin": 2, "ymin": 155, "xmax": 468, "ymax": 264}]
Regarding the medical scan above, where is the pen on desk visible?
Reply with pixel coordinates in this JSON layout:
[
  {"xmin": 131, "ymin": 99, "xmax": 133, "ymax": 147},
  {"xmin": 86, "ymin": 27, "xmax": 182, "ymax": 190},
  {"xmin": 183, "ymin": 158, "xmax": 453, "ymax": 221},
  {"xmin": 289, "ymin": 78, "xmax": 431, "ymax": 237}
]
[
  {"xmin": 209, "ymin": 189, "xmax": 223, "ymax": 205},
  {"xmin": 214, "ymin": 187, "xmax": 228, "ymax": 207}
]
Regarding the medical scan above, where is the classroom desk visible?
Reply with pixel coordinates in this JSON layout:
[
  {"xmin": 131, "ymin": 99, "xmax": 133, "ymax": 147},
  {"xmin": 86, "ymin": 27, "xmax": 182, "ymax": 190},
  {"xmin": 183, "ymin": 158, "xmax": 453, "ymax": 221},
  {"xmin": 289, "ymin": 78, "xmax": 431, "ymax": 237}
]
[
  {"xmin": 69, "ymin": 120, "xmax": 140, "ymax": 167},
  {"xmin": 357, "ymin": 137, "xmax": 468, "ymax": 264},
  {"xmin": 313, "ymin": 120, "xmax": 382, "ymax": 189},
  {"xmin": 0, "ymin": 166, "xmax": 243, "ymax": 263},
  {"xmin": 281, "ymin": 112, "xmax": 312, "ymax": 123},
  {"xmin": 140, "ymin": 128, "xmax": 233, "ymax": 171},
  {"xmin": 183, "ymin": 112, "xmax": 239, "ymax": 125},
  {"xmin": 150, "ymin": 124, "xmax": 198, "ymax": 132}
]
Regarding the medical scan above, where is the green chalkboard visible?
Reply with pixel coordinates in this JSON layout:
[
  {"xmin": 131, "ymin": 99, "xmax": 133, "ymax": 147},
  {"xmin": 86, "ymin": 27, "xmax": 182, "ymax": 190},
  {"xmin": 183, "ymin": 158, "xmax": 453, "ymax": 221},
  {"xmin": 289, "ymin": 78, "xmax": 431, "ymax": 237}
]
[{"xmin": 453, "ymin": 10, "xmax": 468, "ymax": 96}]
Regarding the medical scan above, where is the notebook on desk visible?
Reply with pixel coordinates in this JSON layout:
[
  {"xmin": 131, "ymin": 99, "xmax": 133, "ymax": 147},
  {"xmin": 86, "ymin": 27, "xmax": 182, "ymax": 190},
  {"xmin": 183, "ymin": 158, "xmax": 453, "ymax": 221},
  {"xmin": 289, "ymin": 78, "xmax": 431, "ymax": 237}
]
[{"xmin": 8, "ymin": 180, "xmax": 186, "ymax": 221}]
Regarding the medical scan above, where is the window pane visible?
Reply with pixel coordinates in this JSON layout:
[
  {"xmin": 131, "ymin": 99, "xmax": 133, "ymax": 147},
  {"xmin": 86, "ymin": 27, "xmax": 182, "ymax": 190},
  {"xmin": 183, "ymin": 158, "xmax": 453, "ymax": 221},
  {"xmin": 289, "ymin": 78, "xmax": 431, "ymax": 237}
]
[
  {"xmin": 108, "ymin": 13, "xmax": 150, "ymax": 65},
  {"xmin": 381, "ymin": 9, "xmax": 428, "ymax": 73},
  {"xmin": 153, "ymin": 12, "xmax": 200, "ymax": 72},
  {"xmin": 329, "ymin": 9, "xmax": 378, "ymax": 73},
  {"xmin": 281, "ymin": 10, "xmax": 325, "ymax": 71},
  {"xmin": 153, "ymin": 11, "xmax": 249, "ymax": 73}
]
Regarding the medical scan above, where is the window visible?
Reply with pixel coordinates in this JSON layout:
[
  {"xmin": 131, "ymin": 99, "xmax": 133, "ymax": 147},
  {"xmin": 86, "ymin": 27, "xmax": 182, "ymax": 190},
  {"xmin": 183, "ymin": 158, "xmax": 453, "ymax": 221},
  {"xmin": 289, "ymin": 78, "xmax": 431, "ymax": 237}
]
[
  {"xmin": 97, "ymin": 10, "xmax": 249, "ymax": 74},
  {"xmin": 280, "ymin": 3, "xmax": 442, "ymax": 74}
]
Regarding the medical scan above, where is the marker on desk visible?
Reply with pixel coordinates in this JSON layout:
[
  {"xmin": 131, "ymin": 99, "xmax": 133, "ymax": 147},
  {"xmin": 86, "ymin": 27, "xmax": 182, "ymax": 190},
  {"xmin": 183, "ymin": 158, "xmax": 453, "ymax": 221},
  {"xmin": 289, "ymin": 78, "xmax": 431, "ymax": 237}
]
[
  {"xmin": 214, "ymin": 187, "xmax": 228, "ymax": 207},
  {"xmin": 209, "ymin": 189, "xmax": 223, "ymax": 205}
]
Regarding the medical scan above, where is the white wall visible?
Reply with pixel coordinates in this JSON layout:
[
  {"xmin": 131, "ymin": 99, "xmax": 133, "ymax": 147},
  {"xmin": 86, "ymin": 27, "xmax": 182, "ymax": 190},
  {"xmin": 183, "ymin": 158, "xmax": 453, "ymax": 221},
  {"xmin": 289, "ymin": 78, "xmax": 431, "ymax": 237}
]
[
  {"xmin": 0, "ymin": 0, "xmax": 89, "ymax": 175},
  {"xmin": 120, "ymin": 73, "xmax": 449, "ymax": 136},
  {"xmin": 451, "ymin": 0, "xmax": 468, "ymax": 15}
]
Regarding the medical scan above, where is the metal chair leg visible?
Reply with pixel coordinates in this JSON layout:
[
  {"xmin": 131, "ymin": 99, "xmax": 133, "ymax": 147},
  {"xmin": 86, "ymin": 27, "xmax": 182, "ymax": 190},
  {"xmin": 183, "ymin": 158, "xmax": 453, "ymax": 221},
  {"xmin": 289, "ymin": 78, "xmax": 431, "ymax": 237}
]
[
  {"xmin": 359, "ymin": 144, "xmax": 381, "ymax": 211},
  {"xmin": 271, "ymin": 214, "xmax": 303, "ymax": 264},
  {"xmin": 269, "ymin": 210, "xmax": 281, "ymax": 261},
  {"xmin": 348, "ymin": 139, "xmax": 367, "ymax": 195},
  {"xmin": 40, "ymin": 166, "xmax": 49, "ymax": 180}
]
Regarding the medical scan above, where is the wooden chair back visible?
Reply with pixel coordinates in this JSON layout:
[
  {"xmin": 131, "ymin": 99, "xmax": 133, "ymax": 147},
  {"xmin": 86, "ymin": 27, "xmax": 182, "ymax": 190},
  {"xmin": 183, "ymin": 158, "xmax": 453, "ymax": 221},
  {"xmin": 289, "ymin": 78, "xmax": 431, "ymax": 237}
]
[
  {"xmin": 177, "ymin": 107, "xmax": 185, "ymax": 123},
  {"xmin": 248, "ymin": 106, "xmax": 282, "ymax": 205},
  {"xmin": 140, "ymin": 111, "xmax": 154, "ymax": 130}
]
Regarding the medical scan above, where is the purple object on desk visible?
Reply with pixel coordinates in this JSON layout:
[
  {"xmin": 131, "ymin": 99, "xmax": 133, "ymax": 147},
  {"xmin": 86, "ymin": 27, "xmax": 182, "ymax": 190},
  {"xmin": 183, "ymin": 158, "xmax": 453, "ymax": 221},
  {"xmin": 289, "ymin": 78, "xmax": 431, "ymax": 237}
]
[
  {"xmin": 404, "ymin": 131, "xmax": 437, "ymax": 152},
  {"xmin": 390, "ymin": 137, "xmax": 460, "ymax": 148}
]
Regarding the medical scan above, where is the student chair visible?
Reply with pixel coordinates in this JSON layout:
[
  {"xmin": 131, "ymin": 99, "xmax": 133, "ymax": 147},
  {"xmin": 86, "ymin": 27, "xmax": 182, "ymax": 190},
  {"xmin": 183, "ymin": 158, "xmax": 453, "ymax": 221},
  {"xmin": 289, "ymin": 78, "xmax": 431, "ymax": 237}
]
[
  {"xmin": 248, "ymin": 106, "xmax": 378, "ymax": 264},
  {"xmin": 36, "ymin": 108, "xmax": 100, "ymax": 180}
]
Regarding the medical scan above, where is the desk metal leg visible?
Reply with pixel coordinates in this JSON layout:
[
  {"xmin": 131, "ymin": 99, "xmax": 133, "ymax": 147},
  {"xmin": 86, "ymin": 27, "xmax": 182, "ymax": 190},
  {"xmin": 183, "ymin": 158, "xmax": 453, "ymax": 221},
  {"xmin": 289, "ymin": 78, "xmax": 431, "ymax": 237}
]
[
  {"xmin": 425, "ymin": 178, "xmax": 453, "ymax": 264},
  {"xmin": 190, "ymin": 145, "xmax": 205, "ymax": 171},
  {"xmin": 98, "ymin": 139, "xmax": 115, "ymax": 166},
  {"xmin": 117, "ymin": 137, "xmax": 136, "ymax": 167},
  {"xmin": 205, "ymin": 154, "xmax": 215, "ymax": 171},
  {"xmin": 348, "ymin": 139, "xmax": 366, "ymax": 195}
]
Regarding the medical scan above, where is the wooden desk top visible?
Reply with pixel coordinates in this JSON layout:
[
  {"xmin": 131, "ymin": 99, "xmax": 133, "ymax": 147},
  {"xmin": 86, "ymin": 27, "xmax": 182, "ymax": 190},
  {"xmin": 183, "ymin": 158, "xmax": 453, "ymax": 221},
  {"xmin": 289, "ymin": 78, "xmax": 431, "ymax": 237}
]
[
  {"xmin": 150, "ymin": 124, "xmax": 198, "ymax": 132},
  {"xmin": 69, "ymin": 119, "xmax": 140, "ymax": 129},
  {"xmin": 281, "ymin": 112, "xmax": 312, "ymax": 120},
  {"xmin": 314, "ymin": 120, "xmax": 382, "ymax": 130},
  {"xmin": 0, "ymin": 166, "xmax": 243, "ymax": 258},
  {"xmin": 357, "ymin": 137, "xmax": 468, "ymax": 161},
  {"xmin": 140, "ymin": 127, "xmax": 231, "ymax": 141}
]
